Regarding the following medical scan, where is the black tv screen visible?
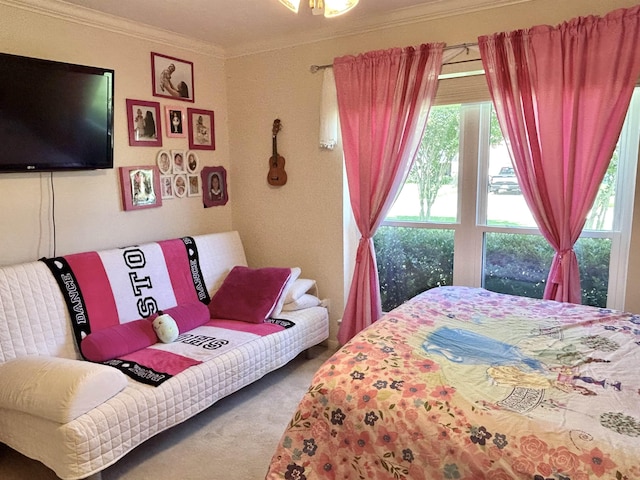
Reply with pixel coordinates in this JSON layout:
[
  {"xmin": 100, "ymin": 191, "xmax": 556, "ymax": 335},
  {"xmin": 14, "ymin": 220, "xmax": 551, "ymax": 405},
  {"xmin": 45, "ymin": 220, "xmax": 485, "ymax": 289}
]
[{"xmin": 0, "ymin": 52, "xmax": 114, "ymax": 172}]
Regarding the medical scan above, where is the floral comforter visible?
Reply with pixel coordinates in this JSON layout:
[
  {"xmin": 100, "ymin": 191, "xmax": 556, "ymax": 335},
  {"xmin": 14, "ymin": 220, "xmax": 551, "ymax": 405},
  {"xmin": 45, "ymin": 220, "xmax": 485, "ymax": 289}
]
[{"xmin": 266, "ymin": 286, "xmax": 640, "ymax": 480}]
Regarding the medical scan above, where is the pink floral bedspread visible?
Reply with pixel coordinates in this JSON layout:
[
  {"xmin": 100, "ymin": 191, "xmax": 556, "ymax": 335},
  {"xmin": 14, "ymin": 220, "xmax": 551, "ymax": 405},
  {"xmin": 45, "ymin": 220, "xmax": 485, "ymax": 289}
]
[{"xmin": 266, "ymin": 286, "xmax": 640, "ymax": 480}]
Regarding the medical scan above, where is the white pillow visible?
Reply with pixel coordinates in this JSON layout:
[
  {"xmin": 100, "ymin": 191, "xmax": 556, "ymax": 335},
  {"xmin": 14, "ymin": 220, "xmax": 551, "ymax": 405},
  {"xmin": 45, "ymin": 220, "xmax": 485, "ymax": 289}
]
[
  {"xmin": 270, "ymin": 267, "xmax": 301, "ymax": 317},
  {"xmin": 0, "ymin": 356, "xmax": 127, "ymax": 423},
  {"xmin": 284, "ymin": 278, "xmax": 317, "ymax": 304},
  {"xmin": 282, "ymin": 293, "xmax": 321, "ymax": 311}
]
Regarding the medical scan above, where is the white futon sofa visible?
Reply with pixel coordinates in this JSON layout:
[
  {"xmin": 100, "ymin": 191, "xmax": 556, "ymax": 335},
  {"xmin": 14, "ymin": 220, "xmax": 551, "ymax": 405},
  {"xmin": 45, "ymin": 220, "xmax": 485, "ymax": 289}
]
[{"xmin": 0, "ymin": 231, "xmax": 329, "ymax": 479}]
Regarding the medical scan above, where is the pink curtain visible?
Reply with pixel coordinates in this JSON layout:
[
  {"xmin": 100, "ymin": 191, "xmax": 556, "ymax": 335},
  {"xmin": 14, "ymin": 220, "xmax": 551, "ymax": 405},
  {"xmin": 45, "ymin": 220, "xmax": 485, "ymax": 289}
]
[
  {"xmin": 334, "ymin": 44, "xmax": 443, "ymax": 345},
  {"xmin": 479, "ymin": 6, "xmax": 640, "ymax": 303}
]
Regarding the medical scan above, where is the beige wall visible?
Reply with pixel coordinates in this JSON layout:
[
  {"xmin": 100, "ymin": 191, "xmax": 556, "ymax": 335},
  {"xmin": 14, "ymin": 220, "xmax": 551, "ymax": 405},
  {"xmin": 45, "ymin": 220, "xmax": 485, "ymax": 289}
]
[
  {"xmin": 226, "ymin": 0, "xmax": 640, "ymax": 343},
  {"xmin": 0, "ymin": 2, "xmax": 232, "ymax": 267},
  {"xmin": 1, "ymin": 0, "xmax": 639, "ymax": 346}
]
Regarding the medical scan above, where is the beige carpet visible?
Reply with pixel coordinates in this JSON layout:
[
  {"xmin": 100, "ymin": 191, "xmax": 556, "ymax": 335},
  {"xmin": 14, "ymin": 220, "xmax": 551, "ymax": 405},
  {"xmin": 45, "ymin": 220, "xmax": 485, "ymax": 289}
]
[{"xmin": 0, "ymin": 345, "xmax": 334, "ymax": 480}]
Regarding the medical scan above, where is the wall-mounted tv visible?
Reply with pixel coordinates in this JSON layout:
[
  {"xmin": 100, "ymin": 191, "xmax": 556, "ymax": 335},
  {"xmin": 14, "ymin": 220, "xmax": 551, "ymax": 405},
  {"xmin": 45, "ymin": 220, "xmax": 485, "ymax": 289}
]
[{"xmin": 0, "ymin": 52, "xmax": 114, "ymax": 173}]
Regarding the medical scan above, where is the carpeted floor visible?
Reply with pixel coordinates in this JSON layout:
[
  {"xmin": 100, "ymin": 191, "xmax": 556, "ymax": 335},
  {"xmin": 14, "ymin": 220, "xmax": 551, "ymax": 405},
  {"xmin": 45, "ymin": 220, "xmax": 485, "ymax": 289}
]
[{"xmin": 0, "ymin": 345, "xmax": 334, "ymax": 480}]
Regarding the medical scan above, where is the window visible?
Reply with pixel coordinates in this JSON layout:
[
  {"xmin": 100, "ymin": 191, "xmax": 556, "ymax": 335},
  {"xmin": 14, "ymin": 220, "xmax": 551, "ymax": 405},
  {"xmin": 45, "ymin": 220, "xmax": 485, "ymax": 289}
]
[{"xmin": 375, "ymin": 85, "xmax": 640, "ymax": 313}]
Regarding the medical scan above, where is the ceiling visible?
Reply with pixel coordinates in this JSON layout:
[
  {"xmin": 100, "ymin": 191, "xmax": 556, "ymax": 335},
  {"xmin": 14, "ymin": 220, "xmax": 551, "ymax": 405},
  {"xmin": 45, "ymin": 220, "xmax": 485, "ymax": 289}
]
[{"xmin": 49, "ymin": 0, "xmax": 530, "ymax": 57}]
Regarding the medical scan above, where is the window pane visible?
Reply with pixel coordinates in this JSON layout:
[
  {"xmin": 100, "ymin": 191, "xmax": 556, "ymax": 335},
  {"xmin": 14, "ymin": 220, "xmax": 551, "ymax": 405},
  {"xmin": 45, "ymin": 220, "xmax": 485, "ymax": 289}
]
[
  {"xmin": 486, "ymin": 108, "xmax": 537, "ymax": 227},
  {"xmin": 486, "ymin": 156, "xmax": 538, "ymax": 227},
  {"xmin": 483, "ymin": 232, "xmax": 611, "ymax": 307},
  {"xmin": 379, "ymin": 88, "xmax": 636, "ymax": 312},
  {"xmin": 386, "ymin": 105, "xmax": 460, "ymax": 223},
  {"xmin": 486, "ymin": 145, "xmax": 538, "ymax": 227},
  {"xmin": 584, "ymin": 144, "xmax": 619, "ymax": 232},
  {"xmin": 374, "ymin": 226, "xmax": 454, "ymax": 312},
  {"xmin": 483, "ymin": 232, "xmax": 551, "ymax": 299},
  {"xmin": 484, "ymin": 106, "xmax": 620, "ymax": 231},
  {"xmin": 575, "ymin": 237, "xmax": 611, "ymax": 307}
]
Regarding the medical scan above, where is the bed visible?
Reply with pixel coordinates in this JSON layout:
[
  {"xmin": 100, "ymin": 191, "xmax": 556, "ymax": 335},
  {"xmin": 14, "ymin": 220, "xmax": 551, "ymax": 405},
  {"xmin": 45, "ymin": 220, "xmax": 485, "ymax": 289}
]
[{"xmin": 266, "ymin": 286, "xmax": 640, "ymax": 479}]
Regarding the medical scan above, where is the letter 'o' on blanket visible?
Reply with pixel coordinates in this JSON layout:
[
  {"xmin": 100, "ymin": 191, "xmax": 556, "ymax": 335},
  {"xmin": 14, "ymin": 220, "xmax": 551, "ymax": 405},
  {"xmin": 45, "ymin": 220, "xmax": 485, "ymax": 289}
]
[
  {"xmin": 42, "ymin": 237, "xmax": 209, "ymax": 345},
  {"xmin": 40, "ymin": 237, "xmax": 223, "ymax": 385}
]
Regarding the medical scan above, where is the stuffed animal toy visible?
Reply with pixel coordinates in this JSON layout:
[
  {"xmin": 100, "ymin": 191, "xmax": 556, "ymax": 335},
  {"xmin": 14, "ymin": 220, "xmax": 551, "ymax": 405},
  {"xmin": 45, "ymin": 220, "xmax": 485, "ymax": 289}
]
[{"xmin": 152, "ymin": 311, "xmax": 179, "ymax": 343}]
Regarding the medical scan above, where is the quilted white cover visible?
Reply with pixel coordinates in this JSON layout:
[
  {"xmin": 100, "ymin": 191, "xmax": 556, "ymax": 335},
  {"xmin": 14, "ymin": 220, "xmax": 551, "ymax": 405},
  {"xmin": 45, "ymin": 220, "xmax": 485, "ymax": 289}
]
[{"xmin": 0, "ymin": 231, "xmax": 329, "ymax": 479}]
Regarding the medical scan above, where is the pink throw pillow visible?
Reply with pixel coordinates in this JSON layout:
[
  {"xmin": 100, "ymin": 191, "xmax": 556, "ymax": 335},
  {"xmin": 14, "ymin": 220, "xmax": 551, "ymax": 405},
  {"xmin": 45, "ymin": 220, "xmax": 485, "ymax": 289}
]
[
  {"xmin": 81, "ymin": 302, "xmax": 211, "ymax": 362},
  {"xmin": 81, "ymin": 319, "xmax": 157, "ymax": 362},
  {"xmin": 149, "ymin": 302, "xmax": 211, "ymax": 333},
  {"xmin": 208, "ymin": 266, "xmax": 292, "ymax": 323}
]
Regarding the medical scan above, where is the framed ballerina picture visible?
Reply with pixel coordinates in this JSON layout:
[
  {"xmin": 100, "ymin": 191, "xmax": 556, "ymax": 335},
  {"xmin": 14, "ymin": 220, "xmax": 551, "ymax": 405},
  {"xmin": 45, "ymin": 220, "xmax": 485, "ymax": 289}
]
[{"xmin": 165, "ymin": 105, "xmax": 186, "ymax": 138}]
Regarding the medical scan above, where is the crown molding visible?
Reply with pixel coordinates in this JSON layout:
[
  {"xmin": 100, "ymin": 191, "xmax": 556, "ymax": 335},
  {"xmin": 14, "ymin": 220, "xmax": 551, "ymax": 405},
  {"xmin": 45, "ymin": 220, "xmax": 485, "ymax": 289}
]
[
  {"xmin": 225, "ymin": 0, "xmax": 534, "ymax": 58},
  {"xmin": 1, "ymin": 0, "xmax": 225, "ymax": 58},
  {"xmin": 2, "ymin": 0, "xmax": 533, "ymax": 59}
]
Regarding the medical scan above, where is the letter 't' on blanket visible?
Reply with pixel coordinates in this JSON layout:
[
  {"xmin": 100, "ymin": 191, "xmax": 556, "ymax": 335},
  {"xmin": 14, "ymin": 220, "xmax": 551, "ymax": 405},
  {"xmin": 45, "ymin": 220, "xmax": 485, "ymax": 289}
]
[
  {"xmin": 208, "ymin": 266, "xmax": 292, "ymax": 323},
  {"xmin": 41, "ymin": 237, "xmax": 208, "ymax": 347}
]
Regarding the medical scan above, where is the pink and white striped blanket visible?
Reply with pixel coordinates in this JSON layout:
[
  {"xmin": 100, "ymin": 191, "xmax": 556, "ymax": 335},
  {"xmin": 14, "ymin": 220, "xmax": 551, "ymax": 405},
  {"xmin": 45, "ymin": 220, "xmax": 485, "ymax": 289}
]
[{"xmin": 42, "ymin": 237, "xmax": 286, "ymax": 385}]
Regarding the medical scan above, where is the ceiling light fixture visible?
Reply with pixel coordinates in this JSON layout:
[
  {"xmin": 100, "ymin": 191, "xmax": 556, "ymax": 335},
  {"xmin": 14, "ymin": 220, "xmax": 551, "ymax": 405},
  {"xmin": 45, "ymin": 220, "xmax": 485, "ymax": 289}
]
[{"xmin": 279, "ymin": 0, "xmax": 359, "ymax": 18}]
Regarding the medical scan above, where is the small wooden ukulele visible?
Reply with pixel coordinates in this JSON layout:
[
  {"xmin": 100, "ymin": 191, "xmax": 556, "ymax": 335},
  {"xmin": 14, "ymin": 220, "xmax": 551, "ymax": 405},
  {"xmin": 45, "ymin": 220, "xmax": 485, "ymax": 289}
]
[{"xmin": 268, "ymin": 119, "xmax": 287, "ymax": 186}]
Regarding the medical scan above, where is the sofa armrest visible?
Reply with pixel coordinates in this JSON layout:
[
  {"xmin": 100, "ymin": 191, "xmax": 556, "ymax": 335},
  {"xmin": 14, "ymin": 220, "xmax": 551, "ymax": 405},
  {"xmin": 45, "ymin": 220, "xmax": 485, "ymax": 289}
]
[{"xmin": 0, "ymin": 355, "xmax": 127, "ymax": 423}]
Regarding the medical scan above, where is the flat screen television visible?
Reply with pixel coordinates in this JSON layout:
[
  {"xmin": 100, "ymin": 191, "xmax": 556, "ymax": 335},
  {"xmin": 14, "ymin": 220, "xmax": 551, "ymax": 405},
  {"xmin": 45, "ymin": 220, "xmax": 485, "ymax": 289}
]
[{"xmin": 0, "ymin": 52, "xmax": 114, "ymax": 173}]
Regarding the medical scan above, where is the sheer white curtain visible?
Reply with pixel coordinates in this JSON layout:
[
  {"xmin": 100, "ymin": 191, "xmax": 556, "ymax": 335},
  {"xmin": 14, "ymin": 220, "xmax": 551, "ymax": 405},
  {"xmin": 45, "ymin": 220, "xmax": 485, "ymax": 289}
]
[{"xmin": 319, "ymin": 68, "xmax": 338, "ymax": 150}]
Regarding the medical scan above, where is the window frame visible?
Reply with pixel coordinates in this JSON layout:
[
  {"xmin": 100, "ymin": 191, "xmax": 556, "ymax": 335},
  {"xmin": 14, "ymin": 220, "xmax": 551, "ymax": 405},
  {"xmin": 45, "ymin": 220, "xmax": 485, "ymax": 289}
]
[{"xmin": 380, "ymin": 82, "xmax": 640, "ymax": 310}]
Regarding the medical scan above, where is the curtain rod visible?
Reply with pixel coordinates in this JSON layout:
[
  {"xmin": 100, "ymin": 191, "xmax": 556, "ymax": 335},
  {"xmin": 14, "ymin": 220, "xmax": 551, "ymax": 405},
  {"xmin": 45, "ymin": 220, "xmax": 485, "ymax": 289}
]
[{"xmin": 309, "ymin": 41, "xmax": 479, "ymax": 73}]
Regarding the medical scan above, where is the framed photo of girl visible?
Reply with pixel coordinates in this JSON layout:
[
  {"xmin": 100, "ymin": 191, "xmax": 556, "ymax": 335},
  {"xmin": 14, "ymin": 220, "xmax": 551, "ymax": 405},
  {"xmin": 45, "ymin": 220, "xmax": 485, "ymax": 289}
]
[
  {"xmin": 187, "ymin": 108, "xmax": 215, "ymax": 150},
  {"xmin": 201, "ymin": 166, "xmax": 228, "ymax": 207},
  {"xmin": 119, "ymin": 165, "xmax": 162, "ymax": 211},
  {"xmin": 126, "ymin": 99, "xmax": 162, "ymax": 147},
  {"xmin": 151, "ymin": 52, "xmax": 194, "ymax": 102}
]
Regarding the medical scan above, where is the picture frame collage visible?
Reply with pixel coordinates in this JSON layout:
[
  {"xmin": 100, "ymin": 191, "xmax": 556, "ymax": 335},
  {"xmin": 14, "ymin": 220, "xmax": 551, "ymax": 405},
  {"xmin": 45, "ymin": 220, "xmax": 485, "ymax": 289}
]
[
  {"xmin": 121, "ymin": 52, "xmax": 222, "ymax": 210},
  {"xmin": 157, "ymin": 149, "xmax": 201, "ymax": 200},
  {"xmin": 125, "ymin": 53, "xmax": 216, "ymax": 150}
]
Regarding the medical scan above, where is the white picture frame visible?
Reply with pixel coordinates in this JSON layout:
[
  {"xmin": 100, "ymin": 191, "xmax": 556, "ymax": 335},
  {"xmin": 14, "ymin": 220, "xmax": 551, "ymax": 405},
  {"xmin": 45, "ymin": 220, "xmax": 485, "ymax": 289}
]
[{"xmin": 173, "ymin": 174, "xmax": 187, "ymax": 198}]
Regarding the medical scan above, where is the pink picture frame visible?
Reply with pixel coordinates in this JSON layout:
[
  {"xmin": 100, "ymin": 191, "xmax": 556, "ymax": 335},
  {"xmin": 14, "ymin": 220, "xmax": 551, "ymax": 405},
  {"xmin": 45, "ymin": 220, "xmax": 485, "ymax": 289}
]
[
  {"xmin": 126, "ymin": 99, "xmax": 162, "ymax": 147},
  {"xmin": 119, "ymin": 165, "xmax": 163, "ymax": 211},
  {"xmin": 187, "ymin": 108, "xmax": 215, "ymax": 150},
  {"xmin": 164, "ymin": 105, "xmax": 186, "ymax": 138},
  {"xmin": 201, "ymin": 166, "xmax": 228, "ymax": 207},
  {"xmin": 151, "ymin": 52, "xmax": 194, "ymax": 103}
]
